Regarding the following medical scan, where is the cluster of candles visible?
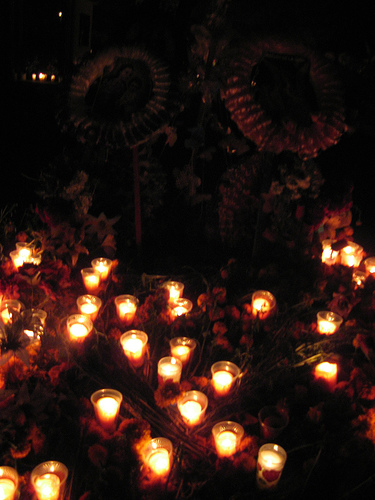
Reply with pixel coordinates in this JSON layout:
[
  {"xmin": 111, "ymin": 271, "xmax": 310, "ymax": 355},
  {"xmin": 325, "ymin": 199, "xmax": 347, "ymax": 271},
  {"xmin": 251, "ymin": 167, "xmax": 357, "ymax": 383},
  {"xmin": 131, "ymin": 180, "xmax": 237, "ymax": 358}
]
[
  {"xmin": 9, "ymin": 241, "xmax": 41, "ymax": 268},
  {"xmin": 321, "ymin": 240, "xmax": 375, "ymax": 282},
  {"xmin": 0, "ymin": 461, "xmax": 68, "ymax": 500},
  {"xmin": 4, "ymin": 253, "xmax": 358, "ymax": 493}
]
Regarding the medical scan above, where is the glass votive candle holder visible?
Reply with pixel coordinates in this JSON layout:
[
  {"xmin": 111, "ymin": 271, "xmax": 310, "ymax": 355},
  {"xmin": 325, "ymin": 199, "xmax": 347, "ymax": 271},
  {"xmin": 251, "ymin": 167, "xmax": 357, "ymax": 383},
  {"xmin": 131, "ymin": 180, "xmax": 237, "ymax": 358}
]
[
  {"xmin": 177, "ymin": 390, "xmax": 208, "ymax": 427},
  {"xmin": 9, "ymin": 250, "xmax": 24, "ymax": 269},
  {"xmin": 211, "ymin": 361, "xmax": 240, "ymax": 397},
  {"xmin": 169, "ymin": 337, "xmax": 197, "ymax": 366},
  {"xmin": 114, "ymin": 295, "xmax": 139, "ymax": 325},
  {"xmin": 170, "ymin": 298, "xmax": 193, "ymax": 317},
  {"xmin": 0, "ymin": 465, "xmax": 19, "ymax": 500},
  {"xmin": 251, "ymin": 290, "xmax": 276, "ymax": 320},
  {"xmin": 212, "ymin": 421, "xmax": 244, "ymax": 458},
  {"xmin": 16, "ymin": 241, "xmax": 35, "ymax": 264},
  {"xmin": 120, "ymin": 330, "xmax": 148, "ymax": 368},
  {"xmin": 314, "ymin": 361, "xmax": 338, "ymax": 391},
  {"xmin": 157, "ymin": 356, "xmax": 183, "ymax": 385},
  {"xmin": 162, "ymin": 281, "xmax": 184, "ymax": 302},
  {"xmin": 91, "ymin": 388, "xmax": 123, "ymax": 433},
  {"xmin": 30, "ymin": 461, "xmax": 68, "ymax": 500},
  {"xmin": 77, "ymin": 295, "xmax": 102, "ymax": 322},
  {"xmin": 0, "ymin": 299, "xmax": 24, "ymax": 325},
  {"xmin": 256, "ymin": 443, "xmax": 287, "ymax": 490},
  {"xmin": 66, "ymin": 314, "xmax": 93, "ymax": 342},
  {"xmin": 321, "ymin": 239, "xmax": 339, "ymax": 266},
  {"xmin": 316, "ymin": 311, "xmax": 343, "ymax": 335},
  {"xmin": 91, "ymin": 257, "xmax": 112, "ymax": 281},
  {"xmin": 364, "ymin": 257, "xmax": 375, "ymax": 276},
  {"xmin": 258, "ymin": 405, "xmax": 289, "ymax": 440},
  {"xmin": 81, "ymin": 267, "xmax": 101, "ymax": 293},
  {"xmin": 144, "ymin": 437, "xmax": 173, "ymax": 476},
  {"xmin": 340, "ymin": 242, "xmax": 363, "ymax": 267}
]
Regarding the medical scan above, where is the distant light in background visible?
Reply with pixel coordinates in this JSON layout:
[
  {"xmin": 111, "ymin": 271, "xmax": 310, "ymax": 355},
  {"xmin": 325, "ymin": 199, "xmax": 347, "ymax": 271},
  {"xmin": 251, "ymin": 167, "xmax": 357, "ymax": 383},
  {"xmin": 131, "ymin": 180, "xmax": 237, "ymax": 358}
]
[{"xmin": 58, "ymin": 11, "xmax": 63, "ymax": 18}]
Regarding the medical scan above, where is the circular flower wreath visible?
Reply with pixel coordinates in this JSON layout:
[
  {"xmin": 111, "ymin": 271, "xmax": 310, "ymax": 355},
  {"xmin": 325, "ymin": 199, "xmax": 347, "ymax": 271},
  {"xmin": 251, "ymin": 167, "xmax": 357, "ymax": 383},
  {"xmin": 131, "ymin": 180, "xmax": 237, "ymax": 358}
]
[
  {"xmin": 61, "ymin": 46, "xmax": 179, "ymax": 149},
  {"xmin": 220, "ymin": 38, "xmax": 349, "ymax": 159}
]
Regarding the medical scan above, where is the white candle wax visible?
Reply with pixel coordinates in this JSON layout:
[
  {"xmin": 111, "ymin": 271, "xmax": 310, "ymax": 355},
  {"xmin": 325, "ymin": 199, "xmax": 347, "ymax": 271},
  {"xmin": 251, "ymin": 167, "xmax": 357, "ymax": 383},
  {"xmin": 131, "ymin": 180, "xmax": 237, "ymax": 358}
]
[
  {"xmin": 212, "ymin": 370, "xmax": 233, "ymax": 396},
  {"xmin": 0, "ymin": 478, "xmax": 16, "ymax": 500},
  {"xmin": 215, "ymin": 431, "xmax": 237, "ymax": 457},
  {"xmin": 147, "ymin": 449, "xmax": 170, "ymax": 475},
  {"xmin": 69, "ymin": 323, "xmax": 89, "ymax": 339},
  {"xmin": 96, "ymin": 397, "xmax": 120, "ymax": 432},
  {"xmin": 158, "ymin": 357, "xmax": 182, "ymax": 384},
  {"xmin": 179, "ymin": 400, "xmax": 202, "ymax": 426},
  {"xmin": 34, "ymin": 473, "xmax": 60, "ymax": 500}
]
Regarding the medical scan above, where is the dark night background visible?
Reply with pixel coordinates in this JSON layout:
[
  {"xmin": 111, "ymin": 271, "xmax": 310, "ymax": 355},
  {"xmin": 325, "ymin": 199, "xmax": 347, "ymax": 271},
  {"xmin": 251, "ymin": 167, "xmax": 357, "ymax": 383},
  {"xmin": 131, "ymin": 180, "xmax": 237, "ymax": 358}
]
[{"xmin": 2, "ymin": 0, "xmax": 375, "ymax": 266}]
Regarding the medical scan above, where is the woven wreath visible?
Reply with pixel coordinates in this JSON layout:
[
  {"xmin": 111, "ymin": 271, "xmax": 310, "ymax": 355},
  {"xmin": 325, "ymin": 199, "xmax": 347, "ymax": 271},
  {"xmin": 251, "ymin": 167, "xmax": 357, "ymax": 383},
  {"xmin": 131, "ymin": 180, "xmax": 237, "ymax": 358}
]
[
  {"xmin": 61, "ymin": 46, "xmax": 178, "ymax": 149},
  {"xmin": 220, "ymin": 39, "xmax": 348, "ymax": 159}
]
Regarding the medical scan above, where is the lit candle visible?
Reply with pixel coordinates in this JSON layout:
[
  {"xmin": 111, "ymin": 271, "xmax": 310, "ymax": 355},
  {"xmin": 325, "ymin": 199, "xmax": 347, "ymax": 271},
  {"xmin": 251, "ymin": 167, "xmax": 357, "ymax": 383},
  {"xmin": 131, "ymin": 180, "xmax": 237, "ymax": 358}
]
[
  {"xmin": 39, "ymin": 73, "xmax": 47, "ymax": 81},
  {"xmin": 30, "ymin": 462, "xmax": 68, "ymax": 500},
  {"xmin": 0, "ymin": 467, "xmax": 18, "ymax": 500},
  {"xmin": 34, "ymin": 473, "xmax": 60, "ymax": 500},
  {"xmin": 120, "ymin": 330, "xmax": 148, "ymax": 368},
  {"xmin": 256, "ymin": 443, "xmax": 287, "ymax": 490},
  {"xmin": 80, "ymin": 268, "xmax": 100, "ymax": 293},
  {"xmin": 170, "ymin": 298, "xmax": 193, "ymax": 317},
  {"xmin": 317, "ymin": 311, "xmax": 343, "ymax": 335},
  {"xmin": 212, "ymin": 421, "xmax": 244, "ymax": 458},
  {"xmin": 157, "ymin": 357, "xmax": 183, "ymax": 385},
  {"xmin": 314, "ymin": 361, "xmax": 338, "ymax": 391},
  {"xmin": 144, "ymin": 438, "xmax": 173, "ymax": 476},
  {"xmin": 16, "ymin": 242, "xmax": 34, "ymax": 263},
  {"xmin": 0, "ymin": 300, "xmax": 23, "ymax": 325},
  {"xmin": 66, "ymin": 314, "xmax": 93, "ymax": 342},
  {"xmin": 9, "ymin": 250, "xmax": 24, "ymax": 269},
  {"xmin": 91, "ymin": 258, "xmax": 112, "ymax": 281},
  {"xmin": 321, "ymin": 239, "xmax": 339, "ymax": 266},
  {"xmin": 0, "ymin": 479, "xmax": 16, "ymax": 500},
  {"xmin": 364, "ymin": 257, "xmax": 375, "ymax": 276},
  {"xmin": 251, "ymin": 290, "xmax": 276, "ymax": 320},
  {"xmin": 178, "ymin": 391, "xmax": 208, "ymax": 427},
  {"xmin": 77, "ymin": 295, "xmax": 102, "ymax": 321},
  {"xmin": 163, "ymin": 281, "xmax": 184, "ymax": 302},
  {"xmin": 114, "ymin": 295, "xmax": 139, "ymax": 325},
  {"xmin": 91, "ymin": 389, "xmax": 123, "ymax": 433},
  {"xmin": 211, "ymin": 361, "xmax": 240, "ymax": 397},
  {"xmin": 340, "ymin": 242, "xmax": 363, "ymax": 267},
  {"xmin": 170, "ymin": 337, "xmax": 197, "ymax": 365}
]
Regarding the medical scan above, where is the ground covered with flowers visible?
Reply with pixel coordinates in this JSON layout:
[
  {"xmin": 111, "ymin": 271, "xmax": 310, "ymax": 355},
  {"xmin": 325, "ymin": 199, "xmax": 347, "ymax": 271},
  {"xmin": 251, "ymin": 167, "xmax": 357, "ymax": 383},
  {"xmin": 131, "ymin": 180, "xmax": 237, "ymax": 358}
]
[{"xmin": 1, "ymin": 226, "xmax": 375, "ymax": 500}]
